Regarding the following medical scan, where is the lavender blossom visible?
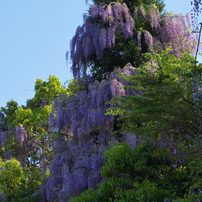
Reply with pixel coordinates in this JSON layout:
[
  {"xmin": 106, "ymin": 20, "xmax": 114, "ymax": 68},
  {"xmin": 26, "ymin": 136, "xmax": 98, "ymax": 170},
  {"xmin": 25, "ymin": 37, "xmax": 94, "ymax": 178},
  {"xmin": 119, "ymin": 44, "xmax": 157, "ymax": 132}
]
[
  {"xmin": 123, "ymin": 3, "xmax": 131, "ymax": 20},
  {"xmin": 110, "ymin": 79, "xmax": 125, "ymax": 98},
  {"xmin": 137, "ymin": 31, "xmax": 141, "ymax": 51},
  {"xmin": 90, "ymin": 4, "xmax": 99, "ymax": 18},
  {"xmin": 98, "ymin": 28, "xmax": 107, "ymax": 58},
  {"xmin": 98, "ymin": 4, "xmax": 104, "ymax": 18},
  {"xmin": 0, "ymin": 112, "xmax": 4, "ymax": 120},
  {"xmin": 150, "ymin": 9, "xmax": 155, "ymax": 28},
  {"xmin": 140, "ymin": 5, "xmax": 146, "ymax": 19},
  {"xmin": 144, "ymin": 30, "xmax": 153, "ymax": 50},
  {"xmin": 125, "ymin": 16, "xmax": 135, "ymax": 38},
  {"xmin": 191, "ymin": 73, "xmax": 202, "ymax": 131},
  {"xmin": 16, "ymin": 125, "xmax": 25, "ymax": 143},
  {"xmin": 123, "ymin": 133, "xmax": 137, "ymax": 149},
  {"xmin": 43, "ymin": 65, "xmax": 141, "ymax": 201},
  {"xmin": 186, "ymin": 12, "xmax": 192, "ymax": 27},
  {"xmin": 107, "ymin": 26, "xmax": 115, "ymax": 48},
  {"xmin": 134, "ymin": 7, "xmax": 138, "ymax": 18},
  {"xmin": 103, "ymin": 4, "xmax": 113, "ymax": 25},
  {"xmin": 179, "ymin": 14, "xmax": 186, "ymax": 28},
  {"xmin": 150, "ymin": 6, "xmax": 160, "ymax": 29},
  {"xmin": 0, "ymin": 131, "xmax": 7, "ymax": 147},
  {"xmin": 112, "ymin": 2, "xmax": 122, "ymax": 23},
  {"xmin": 43, "ymin": 4, "xmax": 200, "ymax": 200}
]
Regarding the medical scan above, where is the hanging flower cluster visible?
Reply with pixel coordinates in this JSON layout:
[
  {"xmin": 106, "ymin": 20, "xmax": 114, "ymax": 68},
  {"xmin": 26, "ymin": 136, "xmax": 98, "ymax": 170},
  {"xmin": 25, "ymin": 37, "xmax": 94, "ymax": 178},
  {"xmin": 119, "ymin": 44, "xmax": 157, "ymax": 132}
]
[
  {"xmin": 191, "ymin": 73, "xmax": 202, "ymax": 131},
  {"xmin": 0, "ymin": 191, "xmax": 6, "ymax": 202},
  {"xmin": 0, "ymin": 131, "xmax": 7, "ymax": 148},
  {"xmin": 16, "ymin": 125, "xmax": 28, "ymax": 143},
  {"xmin": 159, "ymin": 13, "xmax": 197, "ymax": 58}
]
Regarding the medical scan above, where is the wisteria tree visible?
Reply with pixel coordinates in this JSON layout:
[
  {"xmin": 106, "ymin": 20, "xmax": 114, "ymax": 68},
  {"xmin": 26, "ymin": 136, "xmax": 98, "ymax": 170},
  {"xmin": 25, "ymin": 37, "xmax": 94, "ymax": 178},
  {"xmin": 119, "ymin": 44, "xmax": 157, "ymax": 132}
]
[
  {"xmin": 68, "ymin": 0, "xmax": 196, "ymax": 82},
  {"xmin": 1, "ymin": 0, "xmax": 201, "ymax": 201},
  {"xmin": 34, "ymin": 0, "xmax": 201, "ymax": 201},
  {"xmin": 0, "ymin": 1, "xmax": 197, "ymax": 201}
]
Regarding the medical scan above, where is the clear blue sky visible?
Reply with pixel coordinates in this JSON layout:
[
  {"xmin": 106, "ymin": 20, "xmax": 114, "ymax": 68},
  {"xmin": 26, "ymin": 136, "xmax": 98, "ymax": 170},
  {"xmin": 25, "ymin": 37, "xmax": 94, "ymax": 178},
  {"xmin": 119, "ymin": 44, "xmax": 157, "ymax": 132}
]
[{"xmin": 0, "ymin": 0, "xmax": 201, "ymax": 108}]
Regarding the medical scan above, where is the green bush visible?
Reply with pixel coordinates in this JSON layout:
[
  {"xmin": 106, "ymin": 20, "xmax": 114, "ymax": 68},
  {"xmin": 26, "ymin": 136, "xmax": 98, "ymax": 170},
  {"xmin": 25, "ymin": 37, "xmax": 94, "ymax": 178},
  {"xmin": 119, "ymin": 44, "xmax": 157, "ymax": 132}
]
[{"xmin": 0, "ymin": 157, "xmax": 42, "ymax": 202}]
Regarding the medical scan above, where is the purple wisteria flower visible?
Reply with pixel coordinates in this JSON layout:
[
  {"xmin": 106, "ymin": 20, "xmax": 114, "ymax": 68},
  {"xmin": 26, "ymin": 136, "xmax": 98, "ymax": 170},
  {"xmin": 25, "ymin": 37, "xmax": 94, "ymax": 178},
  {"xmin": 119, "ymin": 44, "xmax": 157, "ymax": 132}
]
[
  {"xmin": 191, "ymin": 72, "xmax": 202, "ymax": 132},
  {"xmin": 91, "ymin": 4, "xmax": 99, "ymax": 18},
  {"xmin": 16, "ymin": 125, "xmax": 25, "ymax": 143},
  {"xmin": 123, "ymin": 133, "xmax": 137, "ymax": 149},
  {"xmin": 41, "ymin": 2, "xmax": 201, "ymax": 200},
  {"xmin": 113, "ymin": 2, "xmax": 122, "ymax": 23},
  {"xmin": 186, "ymin": 12, "xmax": 192, "ymax": 27},
  {"xmin": 0, "ymin": 191, "xmax": 6, "ymax": 202},
  {"xmin": 144, "ymin": 30, "xmax": 153, "ymax": 51},
  {"xmin": 0, "ymin": 131, "xmax": 7, "ymax": 147},
  {"xmin": 0, "ymin": 111, "xmax": 4, "ymax": 120},
  {"xmin": 137, "ymin": 31, "xmax": 141, "ymax": 51},
  {"xmin": 150, "ymin": 6, "xmax": 160, "ymax": 29},
  {"xmin": 140, "ymin": 5, "xmax": 146, "ymax": 19},
  {"xmin": 103, "ymin": 4, "xmax": 113, "ymax": 24}
]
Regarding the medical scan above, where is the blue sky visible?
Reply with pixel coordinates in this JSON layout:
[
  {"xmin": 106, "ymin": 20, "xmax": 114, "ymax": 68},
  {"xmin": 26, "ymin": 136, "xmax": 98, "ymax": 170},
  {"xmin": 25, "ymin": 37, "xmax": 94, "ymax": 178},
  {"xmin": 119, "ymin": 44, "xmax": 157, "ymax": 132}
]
[{"xmin": 0, "ymin": 0, "xmax": 201, "ymax": 108}]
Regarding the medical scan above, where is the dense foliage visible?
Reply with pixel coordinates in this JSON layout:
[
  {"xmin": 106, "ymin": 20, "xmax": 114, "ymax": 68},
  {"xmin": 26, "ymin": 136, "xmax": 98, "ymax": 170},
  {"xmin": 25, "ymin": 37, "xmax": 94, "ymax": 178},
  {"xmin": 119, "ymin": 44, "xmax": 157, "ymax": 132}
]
[{"xmin": 69, "ymin": 141, "xmax": 202, "ymax": 201}]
